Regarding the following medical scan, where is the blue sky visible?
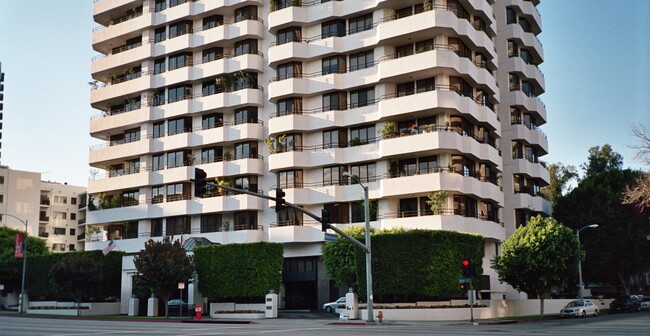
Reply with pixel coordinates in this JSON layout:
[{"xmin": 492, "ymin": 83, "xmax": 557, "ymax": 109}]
[{"xmin": 0, "ymin": 0, "xmax": 648, "ymax": 187}]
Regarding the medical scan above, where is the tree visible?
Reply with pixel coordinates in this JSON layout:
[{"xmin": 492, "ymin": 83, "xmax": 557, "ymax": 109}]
[
  {"xmin": 554, "ymin": 168, "xmax": 650, "ymax": 293},
  {"xmin": 491, "ymin": 216, "xmax": 580, "ymax": 316},
  {"xmin": 581, "ymin": 144, "xmax": 623, "ymax": 176},
  {"xmin": 539, "ymin": 163, "xmax": 578, "ymax": 206},
  {"xmin": 133, "ymin": 237, "xmax": 194, "ymax": 318},
  {"xmin": 50, "ymin": 254, "xmax": 103, "ymax": 316},
  {"xmin": 0, "ymin": 226, "xmax": 49, "ymax": 293},
  {"xmin": 623, "ymin": 124, "xmax": 650, "ymax": 210}
]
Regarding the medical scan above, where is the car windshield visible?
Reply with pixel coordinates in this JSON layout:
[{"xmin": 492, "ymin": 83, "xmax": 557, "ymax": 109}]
[
  {"xmin": 642, "ymin": 298, "xmax": 650, "ymax": 302},
  {"xmin": 566, "ymin": 300, "xmax": 583, "ymax": 307}
]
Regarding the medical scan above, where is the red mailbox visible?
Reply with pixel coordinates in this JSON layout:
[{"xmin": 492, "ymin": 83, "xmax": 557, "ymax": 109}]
[{"xmin": 195, "ymin": 305, "xmax": 203, "ymax": 320}]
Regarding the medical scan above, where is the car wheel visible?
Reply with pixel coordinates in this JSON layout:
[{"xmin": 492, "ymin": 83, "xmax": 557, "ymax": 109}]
[
  {"xmin": 593, "ymin": 310, "xmax": 598, "ymax": 317},
  {"xmin": 581, "ymin": 311, "xmax": 587, "ymax": 318},
  {"xmin": 325, "ymin": 306, "xmax": 333, "ymax": 313}
]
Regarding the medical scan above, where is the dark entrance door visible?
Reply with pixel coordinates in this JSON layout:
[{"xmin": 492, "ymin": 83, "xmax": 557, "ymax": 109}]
[
  {"xmin": 283, "ymin": 257, "xmax": 318, "ymax": 310},
  {"xmin": 284, "ymin": 281, "xmax": 317, "ymax": 310}
]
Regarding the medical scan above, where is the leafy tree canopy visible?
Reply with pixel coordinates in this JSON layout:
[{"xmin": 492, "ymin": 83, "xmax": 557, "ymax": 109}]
[
  {"xmin": 0, "ymin": 226, "xmax": 49, "ymax": 292},
  {"xmin": 581, "ymin": 144, "xmax": 623, "ymax": 177},
  {"xmin": 554, "ymin": 168, "xmax": 649, "ymax": 293},
  {"xmin": 50, "ymin": 254, "xmax": 103, "ymax": 315},
  {"xmin": 492, "ymin": 216, "xmax": 579, "ymax": 315},
  {"xmin": 540, "ymin": 163, "xmax": 578, "ymax": 207},
  {"xmin": 133, "ymin": 237, "xmax": 194, "ymax": 317}
]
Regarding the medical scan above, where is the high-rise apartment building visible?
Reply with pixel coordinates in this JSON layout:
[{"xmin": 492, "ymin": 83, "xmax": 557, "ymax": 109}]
[
  {"xmin": 0, "ymin": 166, "xmax": 87, "ymax": 252},
  {"xmin": 88, "ymin": 0, "xmax": 548, "ymax": 308}
]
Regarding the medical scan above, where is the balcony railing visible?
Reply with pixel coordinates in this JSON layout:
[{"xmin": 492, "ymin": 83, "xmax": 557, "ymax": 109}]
[
  {"xmin": 270, "ymin": 1, "xmax": 489, "ymax": 42},
  {"xmin": 512, "ymin": 153, "xmax": 547, "ymax": 168},
  {"xmin": 270, "ymin": 85, "xmax": 495, "ymax": 120},
  {"xmin": 89, "ymin": 120, "xmax": 265, "ymax": 154},
  {"xmin": 271, "ymin": 165, "xmax": 501, "ymax": 191},
  {"xmin": 510, "ymin": 118, "xmax": 547, "ymax": 139},
  {"xmin": 38, "ymin": 232, "xmax": 49, "ymax": 238},
  {"xmin": 268, "ymin": 123, "xmax": 500, "ymax": 157},
  {"xmin": 379, "ymin": 208, "xmax": 500, "ymax": 224}
]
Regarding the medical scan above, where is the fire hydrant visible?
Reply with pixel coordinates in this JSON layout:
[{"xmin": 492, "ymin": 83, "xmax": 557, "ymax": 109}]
[{"xmin": 376, "ymin": 311, "xmax": 383, "ymax": 323}]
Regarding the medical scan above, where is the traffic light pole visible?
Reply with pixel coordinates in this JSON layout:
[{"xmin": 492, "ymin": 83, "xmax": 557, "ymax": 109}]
[{"xmin": 207, "ymin": 183, "xmax": 369, "ymax": 253}]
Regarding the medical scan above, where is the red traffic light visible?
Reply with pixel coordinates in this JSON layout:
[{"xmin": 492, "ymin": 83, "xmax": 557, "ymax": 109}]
[
  {"xmin": 460, "ymin": 283, "xmax": 467, "ymax": 290},
  {"xmin": 462, "ymin": 259, "xmax": 470, "ymax": 266}
]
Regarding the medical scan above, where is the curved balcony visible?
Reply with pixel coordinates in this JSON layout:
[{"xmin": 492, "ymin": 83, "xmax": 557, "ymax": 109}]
[
  {"xmin": 503, "ymin": 90, "xmax": 547, "ymax": 123},
  {"xmin": 91, "ymin": 42, "xmax": 149, "ymax": 75},
  {"xmin": 146, "ymin": 53, "xmax": 264, "ymax": 90},
  {"xmin": 268, "ymin": 0, "xmax": 379, "ymax": 31},
  {"xmin": 379, "ymin": 48, "xmax": 497, "ymax": 95},
  {"xmin": 379, "ymin": 214, "xmax": 505, "ymax": 241},
  {"xmin": 268, "ymin": 224, "xmax": 327, "ymax": 243},
  {"xmin": 90, "ymin": 74, "xmax": 148, "ymax": 105},
  {"xmin": 90, "ymin": 106, "xmax": 150, "ymax": 138},
  {"xmin": 380, "ymin": 170, "xmax": 503, "ymax": 203},
  {"xmin": 145, "ymin": 87, "xmax": 264, "ymax": 123},
  {"xmin": 502, "ymin": 56, "xmax": 544, "ymax": 93},
  {"xmin": 501, "ymin": 23, "xmax": 543, "ymax": 62},
  {"xmin": 501, "ymin": 0, "xmax": 542, "ymax": 35},
  {"xmin": 93, "ymin": 14, "xmax": 152, "ymax": 51},
  {"xmin": 507, "ymin": 192, "xmax": 551, "ymax": 216},
  {"xmin": 507, "ymin": 155, "xmax": 550, "ymax": 182},
  {"xmin": 93, "ymin": 0, "xmax": 138, "ymax": 23},
  {"xmin": 268, "ymin": 128, "xmax": 500, "ymax": 172},
  {"xmin": 503, "ymin": 122, "xmax": 548, "ymax": 155},
  {"xmin": 268, "ymin": 29, "xmax": 376, "ymax": 67},
  {"xmin": 191, "ymin": 194, "xmax": 264, "ymax": 215},
  {"xmin": 89, "ymin": 137, "xmax": 150, "ymax": 165},
  {"xmin": 377, "ymin": 10, "xmax": 496, "ymax": 61}
]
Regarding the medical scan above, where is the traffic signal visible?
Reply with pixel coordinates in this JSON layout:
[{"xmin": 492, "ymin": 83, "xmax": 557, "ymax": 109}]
[
  {"xmin": 275, "ymin": 188, "xmax": 286, "ymax": 213},
  {"xmin": 461, "ymin": 259, "xmax": 471, "ymax": 278},
  {"xmin": 460, "ymin": 283, "xmax": 468, "ymax": 291},
  {"xmin": 321, "ymin": 208, "xmax": 330, "ymax": 232},
  {"xmin": 194, "ymin": 168, "xmax": 207, "ymax": 197}
]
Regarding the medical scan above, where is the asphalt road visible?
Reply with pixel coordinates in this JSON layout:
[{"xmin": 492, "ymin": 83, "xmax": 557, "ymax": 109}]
[{"xmin": 1, "ymin": 311, "xmax": 648, "ymax": 336}]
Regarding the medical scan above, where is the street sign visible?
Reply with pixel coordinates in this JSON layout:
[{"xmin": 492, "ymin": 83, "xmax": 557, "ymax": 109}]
[
  {"xmin": 324, "ymin": 233, "xmax": 338, "ymax": 242},
  {"xmin": 459, "ymin": 278, "xmax": 470, "ymax": 284}
]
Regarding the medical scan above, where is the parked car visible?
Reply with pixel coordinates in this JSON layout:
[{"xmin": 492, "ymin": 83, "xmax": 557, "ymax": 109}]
[
  {"xmin": 639, "ymin": 297, "xmax": 650, "ymax": 311},
  {"xmin": 609, "ymin": 294, "xmax": 641, "ymax": 313},
  {"xmin": 323, "ymin": 297, "xmax": 346, "ymax": 313},
  {"xmin": 167, "ymin": 299, "xmax": 193, "ymax": 316},
  {"xmin": 560, "ymin": 300, "xmax": 599, "ymax": 317}
]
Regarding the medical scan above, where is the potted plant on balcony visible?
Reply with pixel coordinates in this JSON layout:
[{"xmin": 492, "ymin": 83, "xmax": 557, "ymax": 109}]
[
  {"xmin": 223, "ymin": 151, "xmax": 232, "ymax": 161},
  {"xmin": 349, "ymin": 137, "xmax": 362, "ymax": 146},
  {"xmin": 426, "ymin": 190, "xmax": 449, "ymax": 215},
  {"xmin": 265, "ymin": 136, "xmax": 276, "ymax": 153},
  {"xmin": 378, "ymin": 121, "xmax": 396, "ymax": 139},
  {"xmin": 276, "ymin": 134, "xmax": 287, "ymax": 153}
]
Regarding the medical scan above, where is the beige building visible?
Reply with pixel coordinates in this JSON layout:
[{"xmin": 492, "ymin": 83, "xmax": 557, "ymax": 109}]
[
  {"xmin": 88, "ymin": 0, "xmax": 548, "ymax": 309},
  {"xmin": 0, "ymin": 166, "xmax": 87, "ymax": 252}
]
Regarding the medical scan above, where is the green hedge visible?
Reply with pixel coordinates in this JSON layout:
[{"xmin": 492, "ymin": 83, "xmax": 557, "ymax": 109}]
[
  {"xmin": 194, "ymin": 242, "xmax": 283, "ymax": 302},
  {"xmin": 27, "ymin": 250, "xmax": 124, "ymax": 301},
  {"xmin": 354, "ymin": 230, "xmax": 484, "ymax": 302}
]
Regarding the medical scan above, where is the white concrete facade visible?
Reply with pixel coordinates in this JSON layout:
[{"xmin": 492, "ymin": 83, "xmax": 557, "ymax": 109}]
[
  {"xmin": 0, "ymin": 166, "xmax": 87, "ymax": 252},
  {"xmin": 89, "ymin": 0, "xmax": 550, "ymax": 307}
]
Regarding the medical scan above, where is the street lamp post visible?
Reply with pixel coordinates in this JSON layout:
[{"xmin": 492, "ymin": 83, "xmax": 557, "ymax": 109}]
[
  {"xmin": 342, "ymin": 172, "xmax": 374, "ymax": 323},
  {"xmin": 1, "ymin": 213, "xmax": 28, "ymax": 314},
  {"xmin": 577, "ymin": 224, "xmax": 598, "ymax": 299}
]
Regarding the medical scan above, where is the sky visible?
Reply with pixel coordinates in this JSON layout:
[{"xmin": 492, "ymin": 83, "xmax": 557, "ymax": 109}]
[{"xmin": 0, "ymin": 0, "xmax": 648, "ymax": 187}]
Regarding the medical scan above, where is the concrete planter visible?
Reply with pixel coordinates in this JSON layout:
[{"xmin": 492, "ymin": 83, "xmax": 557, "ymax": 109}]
[{"xmin": 212, "ymin": 313, "xmax": 265, "ymax": 319}]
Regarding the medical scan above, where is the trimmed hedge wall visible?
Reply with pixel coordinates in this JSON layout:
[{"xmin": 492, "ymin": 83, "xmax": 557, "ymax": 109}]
[
  {"xmin": 27, "ymin": 250, "xmax": 124, "ymax": 301},
  {"xmin": 194, "ymin": 242, "xmax": 283, "ymax": 301},
  {"xmin": 354, "ymin": 230, "xmax": 484, "ymax": 302}
]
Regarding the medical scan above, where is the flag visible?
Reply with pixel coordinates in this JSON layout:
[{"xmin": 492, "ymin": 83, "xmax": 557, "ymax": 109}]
[
  {"xmin": 14, "ymin": 233, "xmax": 24, "ymax": 258},
  {"xmin": 102, "ymin": 240, "xmax": 116, "ymax": 255}
]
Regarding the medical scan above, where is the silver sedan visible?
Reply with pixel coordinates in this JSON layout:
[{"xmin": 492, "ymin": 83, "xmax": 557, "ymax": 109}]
[{"xmin": 560, "ymin": 299, "xmax": 599, "ymax": 317}]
